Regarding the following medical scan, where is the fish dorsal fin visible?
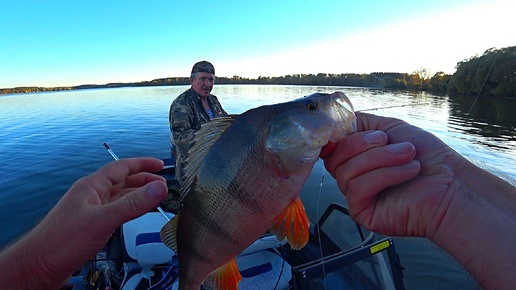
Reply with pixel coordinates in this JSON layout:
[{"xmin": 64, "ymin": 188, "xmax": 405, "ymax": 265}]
[
  {"xmin": 203, "ymin": 258, "xmax": 242, "ymax": 290},
  {"xmin": 182, "ymin": 115, "xmax": 239, "ymax": 197},
  {"xmin": 270, "ymin": 197, "xmax": 310, "ymax": 250},
  {"xmin": 160, "ymin": 215, "xmax": 179, "ymax": 253}
]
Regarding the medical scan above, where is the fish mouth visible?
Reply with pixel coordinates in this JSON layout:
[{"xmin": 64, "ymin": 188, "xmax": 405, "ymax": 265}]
[
  {"xmin": 328, "ymin": 92, "xmax": 357, "ymax": 143},
  {"xmin": 334, "ymin": 93, "xmax": 354, "ymax": 115},
  {"xmin": 302, "ymin": 135, "xmax": 329, "ymax": 161},
  {"xmin": 329, "ymin": 118, "xmax": 357, "ymax": 143}
]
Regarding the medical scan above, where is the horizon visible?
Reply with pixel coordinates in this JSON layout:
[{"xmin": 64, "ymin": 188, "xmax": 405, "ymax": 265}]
[
  {"xmin": 1, "ymin": 70, "xmax": 448, "ymax": 89},
  {"xmin": 1, "ymin": 0, "xmax": 514, "ymax": 88}
]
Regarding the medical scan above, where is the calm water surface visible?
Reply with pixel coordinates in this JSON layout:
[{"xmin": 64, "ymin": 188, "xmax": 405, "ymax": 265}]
[{"xmin": 1, "ymin": 85, "xmax": 514, "ymax": 289}]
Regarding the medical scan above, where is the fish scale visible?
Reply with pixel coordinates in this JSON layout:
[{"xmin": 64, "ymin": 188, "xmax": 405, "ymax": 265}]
[{"xmin": 160, "ymin": 91, "xmax": 356, "ymax": 290}]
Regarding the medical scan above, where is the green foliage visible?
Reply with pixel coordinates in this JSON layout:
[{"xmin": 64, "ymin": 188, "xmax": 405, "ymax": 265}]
[{"xmin": 448, "ymin": 46, "xmax": 516, "ymax": 97}]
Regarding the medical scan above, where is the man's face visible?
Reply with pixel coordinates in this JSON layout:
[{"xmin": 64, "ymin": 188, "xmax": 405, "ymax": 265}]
[{"xmin": 191, "ymin": 72, "xmax": 215, "ymax": 98}]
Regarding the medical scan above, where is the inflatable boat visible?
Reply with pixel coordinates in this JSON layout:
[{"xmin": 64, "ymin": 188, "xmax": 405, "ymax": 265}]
[{"xmin": 62, "ymin": 156, "xmax": 405, "ymax": 290}]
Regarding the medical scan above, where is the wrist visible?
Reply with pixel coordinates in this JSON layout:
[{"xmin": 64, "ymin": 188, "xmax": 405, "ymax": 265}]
[
  {"xmin": 0, "ymin": 218, "xmax": 71, "ymax": 289},
  {"xmin": 431, "ymin": 154, "xmax": 516, "ymax": 289},
  {"xmin": 0, "ymin": 232, "xmax": 57, "ymax": 290}
]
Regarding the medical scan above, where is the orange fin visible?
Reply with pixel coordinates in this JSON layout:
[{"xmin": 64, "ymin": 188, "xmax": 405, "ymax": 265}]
[
  {"xmin": 203, "ymin": 258, "xmax": 242, "ymax": 290},
  {"xmin": 160, "ymin": 215, "xmax": 178, "ymax": 253},
  {"xmin": 270, "ymin": 197, "xmax": 310, "ymax": 250}
]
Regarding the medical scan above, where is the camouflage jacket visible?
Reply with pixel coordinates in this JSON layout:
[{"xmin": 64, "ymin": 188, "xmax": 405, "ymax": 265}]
[{"xmin": 169, "ymin": 87, "xmax": 228, "ymax": 184}]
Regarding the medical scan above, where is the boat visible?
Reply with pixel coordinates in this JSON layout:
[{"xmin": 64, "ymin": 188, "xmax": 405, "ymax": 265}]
[{"xmin": 62, "ymin": 157, "xmax": 406, "ymax": 290}]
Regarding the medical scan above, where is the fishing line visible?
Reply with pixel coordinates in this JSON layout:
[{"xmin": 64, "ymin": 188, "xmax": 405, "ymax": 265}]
[
  {"xmin": 468, "ymin": 53, "xmax": 497, "ymax": 114},
  {"xmin": 357, "ymin": 104, "xmax": 418, "ymax": 112},
  {"xmin": 272, "ymin": 250, "xmax": 285, "ymax": 290},
  {"xmin": 357, "ymin": 102, "xmax": 430, "ymax": 112},
  {"xmin": 315, "ymin": 164, "xmax": 327, "ymax": 289}
]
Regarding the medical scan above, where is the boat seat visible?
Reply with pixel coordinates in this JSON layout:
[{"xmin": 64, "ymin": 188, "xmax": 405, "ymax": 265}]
[
  {"xmin": 119, "ymin": 212, "xmax": 291, "ymax": 289},
  {"xmin": 237, "ymin": 250, "xmax": 292, "ymax": 290},
  {"xmin": 241, "ymin": 234, "xmax": 287, "ymax": 256},
  {"xmin": 122, "ymin": 212, "xmax": 175, "ymax": 268},
  {"xmin": 120, "ymin": 212, "xmax": 178, "ymax": 289},
  {"xmin": 121, "ymin": 212, "xmax": 287, "ymax": 266},
  {"xmin": 237, "ymin": 234, "xmax": 291, "ymax": 289}
]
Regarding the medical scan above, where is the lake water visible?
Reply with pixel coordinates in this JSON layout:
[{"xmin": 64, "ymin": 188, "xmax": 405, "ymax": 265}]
[{"xmin": 0, "ymin": 85, "xmax": 514, "ymax": 289}]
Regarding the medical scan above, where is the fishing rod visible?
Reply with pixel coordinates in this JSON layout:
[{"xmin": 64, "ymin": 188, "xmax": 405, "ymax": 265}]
[
  {"xmin": 468, "ymin": 53, "xmax": 498, "ymax": 114},
  {"xmin": 102, "ymin": 142, "xmax": 170, "ymax": 221}
]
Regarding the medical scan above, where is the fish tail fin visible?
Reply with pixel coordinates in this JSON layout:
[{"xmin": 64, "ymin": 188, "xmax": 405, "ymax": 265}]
[
  {"xmin": 203, "ymin": 258, "xmax": 242, "ymax": 290},
  {"xmin": 271, "ymin": 197, "xmax": 310, "ymax": 250},
  {"xmin": 160, "ymin": 215, "xmax": 179, "ymax": 253}
]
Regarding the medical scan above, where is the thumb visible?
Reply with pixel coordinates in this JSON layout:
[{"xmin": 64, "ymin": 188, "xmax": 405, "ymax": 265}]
[{"xmin": 106, "ymin": 180, "xmax": 168, "ymax": 227}]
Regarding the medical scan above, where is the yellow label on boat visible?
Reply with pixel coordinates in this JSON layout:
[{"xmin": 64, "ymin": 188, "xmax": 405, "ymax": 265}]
[{"xmin": 370, "ymin": 240, "xmax": 390, "ymax": 254}]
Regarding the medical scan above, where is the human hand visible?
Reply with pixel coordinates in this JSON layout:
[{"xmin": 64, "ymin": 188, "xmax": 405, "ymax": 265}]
[
  {"xmin": 322, "ymin": 112, "xmax": 459, "ymax": 238},
  {"xmin": 26, "ymin": 157, "xmax": 168, "ymax": 288}
]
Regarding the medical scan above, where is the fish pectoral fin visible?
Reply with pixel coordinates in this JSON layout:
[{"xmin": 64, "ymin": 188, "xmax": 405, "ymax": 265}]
[
  {"xmin": 160, "ymin": 215, "xmax": 179, "ymax": 253},
  {"xmin": 270, "ymin": 197, "xmax": 310, "ymax": 250},
  {"xmin": 203, "ymin": 258, "xmax": 242, "ymax": 290}
]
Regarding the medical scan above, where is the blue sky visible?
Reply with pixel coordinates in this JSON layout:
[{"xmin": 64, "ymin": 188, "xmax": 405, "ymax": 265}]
[{"xmin": 1, "ymin": 0, "xmax": 513, "ymax": 88}]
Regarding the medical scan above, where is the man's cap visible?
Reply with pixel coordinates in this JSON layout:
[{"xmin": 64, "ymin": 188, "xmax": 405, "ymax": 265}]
[{"xmin": 191, "ymin": 61, "xmax": 215, "ymax": 75}]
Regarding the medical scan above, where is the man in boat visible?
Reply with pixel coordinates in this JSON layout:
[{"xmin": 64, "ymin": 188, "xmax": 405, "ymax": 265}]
[{"xmin": 166, "ymin": 61, "xmax": 228, "ymax": 211}]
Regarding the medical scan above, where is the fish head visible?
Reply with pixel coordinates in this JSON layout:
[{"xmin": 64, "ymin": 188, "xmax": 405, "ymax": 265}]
[{"xmin": 265, "ymin": 91, "xmax": 356, "ymax": 173}]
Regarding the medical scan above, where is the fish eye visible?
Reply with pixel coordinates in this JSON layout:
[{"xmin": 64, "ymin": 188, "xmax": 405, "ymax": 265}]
[{"xmin": 304, "ymin": 99, "xmax": 318, "ymax": 110}]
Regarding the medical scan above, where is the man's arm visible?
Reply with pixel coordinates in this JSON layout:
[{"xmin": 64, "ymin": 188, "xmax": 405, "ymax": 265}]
[
  {"xmin": 322, "ymin": 112, "xmax": 516, "ymax": 289},
  {"xmin": 431, "ymin": 154, "xmax": 516, "ymax": 289},
  {"xmin": 170, "ymin": 109, "xmax": 197, "ymax": 150},
  {"xmin": 0, "ymin": 158, "xmax": 168, "ymax": 289}
]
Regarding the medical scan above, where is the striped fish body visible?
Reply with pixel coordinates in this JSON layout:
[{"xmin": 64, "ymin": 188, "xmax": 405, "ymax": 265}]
[{"xmin": 161, "ymin": 92, "xmax": 356, "ymax": 290}]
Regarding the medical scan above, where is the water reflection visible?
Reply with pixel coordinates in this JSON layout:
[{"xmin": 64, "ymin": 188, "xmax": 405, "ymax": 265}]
[
  {"xmin": 450, "ymin": 95, "xmax": 516, "ymax": 127},
  {"xmin": 448, "ymin": 95, "xmax": 516, "ymax": 150}
]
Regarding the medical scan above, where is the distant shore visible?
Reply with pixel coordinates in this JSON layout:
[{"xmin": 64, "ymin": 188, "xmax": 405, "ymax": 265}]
[{"xmin": 2, "ymin": 46, "xmax": 515, "ymax": 97}]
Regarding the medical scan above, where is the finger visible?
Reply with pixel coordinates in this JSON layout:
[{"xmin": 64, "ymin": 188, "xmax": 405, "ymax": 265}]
[
  {"xmin": 346, "ymin": 160, "xmax": 421, "ymax": 226},
  {"xmin": 100, "ymin": 157, "xmax": 165, "ymax": 184},
  {"xmin": 104, "ymin": 180, "xmax": 168, "ymax": 228},
  {"xmin": 323, "ymin": 130, "xmax": 388, "ymax": 176},
  {"xmin": 107, "ymin": 172, "xmax": 167, "ymax": 202},
  {"xmin": 114, "ymin": 172, "xmax": 167, "ymax": 193},
  {"xmin": 347, "ymin": 160, "xmax": 421, "ymax": 204},
  {"xmin": 333, "ymin": 142, "xmax": 417, "ymax": 194},
  {"xmin": 89, "ymin": 158, "xmax": 165, "ymax": 199}
]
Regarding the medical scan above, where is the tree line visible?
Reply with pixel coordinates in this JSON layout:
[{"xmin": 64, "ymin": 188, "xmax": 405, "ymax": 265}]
[{"xmin": 1, "ymin": 46, "xmax": 514, "ymax": 97}]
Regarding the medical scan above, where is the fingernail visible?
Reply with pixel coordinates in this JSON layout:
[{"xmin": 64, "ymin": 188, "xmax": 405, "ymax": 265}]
[
  {"xmin": 364, "ymin": 131, "xmax": 386, "ymax": 145},
  {"xmin": 147, "ymin": 182, "xmax": 166, "ymax": 200},
  {"xmin": 388, "ymin": 142, "xmax": 414, "ymax": 154},
  {"xmin": 406, "ymin": 159, "xmax": 421, "ymax": 170}
]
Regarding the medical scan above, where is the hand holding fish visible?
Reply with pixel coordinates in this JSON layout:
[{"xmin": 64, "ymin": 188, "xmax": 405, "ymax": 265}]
[
  {"xmin": 321, "ymin": 112, "xmax": 516, "ymax": 290},
  {"xmin": 0, "ymin": 157, "xmax": 168, "ymax": 290}
]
